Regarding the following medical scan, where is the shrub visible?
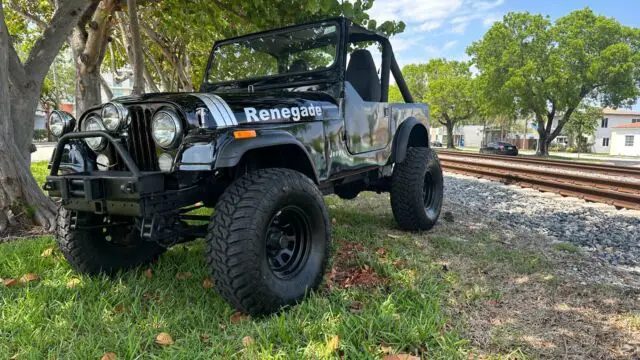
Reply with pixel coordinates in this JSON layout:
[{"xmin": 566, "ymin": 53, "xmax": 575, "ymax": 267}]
[{"xmin": 33, "ymin": 129, "xmax": 47, "ymax": 141}]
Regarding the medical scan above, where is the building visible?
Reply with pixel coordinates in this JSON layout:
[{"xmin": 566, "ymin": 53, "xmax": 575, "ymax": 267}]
[
  {"xmin": 609, "ymin": 123, "xmax": 640, "ymax": 156},
  {"xmin": 593, "ymin": 108, "xmax": 640, "ymax": 154}
]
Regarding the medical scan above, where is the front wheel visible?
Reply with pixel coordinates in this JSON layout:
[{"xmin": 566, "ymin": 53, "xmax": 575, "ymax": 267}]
[
  {"xmin": 390, "ymin": 147, "xmax": 444, "ymax": 231},
  {"xmin": 206, "ymin": 168, "xmax": 331, "ymax": 315},
  {"xmin": 55, "ymin": 208, "xmax": 166, "ymax": 275}
]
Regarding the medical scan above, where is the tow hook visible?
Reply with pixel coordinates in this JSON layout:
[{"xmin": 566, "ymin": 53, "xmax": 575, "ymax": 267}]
[{"xmin": 120, "ymin": 182, "xmax": 137, "ymax": 194}]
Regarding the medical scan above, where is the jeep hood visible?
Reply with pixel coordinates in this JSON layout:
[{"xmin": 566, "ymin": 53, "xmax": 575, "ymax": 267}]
[{"xmin": 112, "ymin": 91, "xmax": 339, "ymax": 129}]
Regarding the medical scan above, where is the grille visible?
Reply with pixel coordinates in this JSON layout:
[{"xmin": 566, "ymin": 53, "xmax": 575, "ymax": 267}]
[{"xmin": 125, "ymin": 106, "xmax": 158, "ymax": 171}]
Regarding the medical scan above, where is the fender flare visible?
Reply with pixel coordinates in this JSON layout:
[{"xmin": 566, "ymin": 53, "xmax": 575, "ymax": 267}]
[
  {"xmin": 215, "ymin": 130, "xmax": 319, "ymax": 183},
  {"xmin": 390, "ymin": 117, "xmax": 430, "ymax": 164}
]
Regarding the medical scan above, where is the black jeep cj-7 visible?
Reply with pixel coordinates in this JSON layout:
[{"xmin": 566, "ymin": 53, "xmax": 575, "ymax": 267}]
[{"xmin": 44, "ymin": 17, "xmax": 444, "ymax": 315}]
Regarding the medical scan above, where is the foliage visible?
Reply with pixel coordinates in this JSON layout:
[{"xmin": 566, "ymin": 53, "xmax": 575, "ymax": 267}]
[
  {"xmin": 422, "ymin": 59, "xmax": 476, "ymax": 126},
  {"xmin": 468, "ymin": 8, "xmax": 640, "ymax": 155},
  {"xmin": 388, "ymin": 84, "xmax": 403, "ymax": 103},
  {"xmin": 32, "ymin": 129, "xmax": 47, "ymax": 141},
  {"xmin": 564, "ymin": 105, "xmax": 601, "ymax": 152}
]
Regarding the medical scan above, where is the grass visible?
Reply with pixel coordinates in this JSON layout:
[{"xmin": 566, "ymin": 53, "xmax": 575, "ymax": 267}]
[
  {"xmin": 0, "ymin": 163, "xmax": 466, "ymax": 359},
  {"xmin": 2, "ymin": 162, "xmax": 636, "ymax": 359}
]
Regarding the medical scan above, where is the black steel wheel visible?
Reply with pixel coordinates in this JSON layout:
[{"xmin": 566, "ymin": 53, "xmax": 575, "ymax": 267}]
[
  {"xmin": 390, "ymin": 147, "xmax": 444, "ymax": 230},
  {"xmin": 206, "ymin": 168, "xmax": 331, "ymax": 315},
  {"xmin": 55, "ymin": 207, "xmax": 165, "ymax": 275}
]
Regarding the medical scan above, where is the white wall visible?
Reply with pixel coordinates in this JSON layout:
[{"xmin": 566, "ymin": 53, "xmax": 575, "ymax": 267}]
[
  {"xmin": 593, "ymin": 113, "xmax": 640, "ymax": 153},
  {"xmin": 609, "ymin": 129, "xmax": 640, "ymax": 156}
]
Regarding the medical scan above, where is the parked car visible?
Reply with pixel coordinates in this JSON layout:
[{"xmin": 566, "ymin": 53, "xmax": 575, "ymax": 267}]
[
  {"xmin": 480, "ymin": 141, "xmax": 518, "ymax": 156},
  {"xmin": 431, "ymin": 140, "xmax": 443, "ymax": 147}
]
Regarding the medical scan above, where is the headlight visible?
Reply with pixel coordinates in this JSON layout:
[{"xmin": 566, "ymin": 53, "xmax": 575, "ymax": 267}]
[
  {"xmin": 82, "ymin": 115, "xmax": 106, "ymax": 151},
  {"xmin": 48, "ymin": 111, "xmax": 75, "ymax": 137},
  {"xmin": 96, "ymin": 153, "xmax": 111, "ymax": 171},
  {"xmin": 158, "ymin": 153, "xmax": 174, "ymax": 172},
  {"xmin": 101, "ymin": 102, "xmax": 127, "ymax": 132},
  {"xmin": 152, "ymin": 109, "xmax": 182, "ymax": 148}
]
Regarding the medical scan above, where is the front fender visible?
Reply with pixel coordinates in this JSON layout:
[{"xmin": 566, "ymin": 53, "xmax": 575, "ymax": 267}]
[{"xmin": 214, "ymin": 130, "xmax": 319, "ymax": 181}]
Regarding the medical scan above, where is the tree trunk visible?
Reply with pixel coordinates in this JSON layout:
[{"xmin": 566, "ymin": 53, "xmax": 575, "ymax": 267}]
[
  {"xmin": 537, "ymin": 130, "xmax": 549, "ymax": 156},
  {"xmin": 70, "ymin": 0, "xmax": 119, "ymax": 113},
  {"xmin": 446, "ymin": 119, "xmax": 455, "ymax": 149},
  {"xmin": 126, "ymin": 0, "xmax": 145, "ymax": 95},
  {"xmin": 0, "ymin": 1, "xmax": 88, "ymax": 232}
]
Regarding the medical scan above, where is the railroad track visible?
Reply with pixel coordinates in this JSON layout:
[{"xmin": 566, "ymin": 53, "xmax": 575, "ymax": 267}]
[{"xmin": 435, "ymin": 150, "xmax": 640, "ymax": 210}]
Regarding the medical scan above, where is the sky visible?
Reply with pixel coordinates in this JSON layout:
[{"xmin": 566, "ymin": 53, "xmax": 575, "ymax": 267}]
[{"xmin": 368, "ymin": 0, "xmax": 640, "ymax": 109}]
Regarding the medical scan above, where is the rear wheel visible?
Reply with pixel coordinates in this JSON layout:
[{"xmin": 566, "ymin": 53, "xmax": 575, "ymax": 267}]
[
  {"xmin": 206, "ymin": 168, "xmax": 331, "ymax": 315},
  {"xmin": 390, "ymin": 147, "xmax": 444, "ymax": 230},
  {"xmin": 55, "ymin": 208, "xmax": 166, "ymax": 275}
]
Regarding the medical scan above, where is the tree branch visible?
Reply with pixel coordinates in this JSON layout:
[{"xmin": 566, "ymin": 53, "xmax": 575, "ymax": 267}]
[
  {"xmin": 24, "ymin": 0, "xmax": 90, "ymax": 82},
  {"xmin": 100, "ymin": 74, "xmax": 113, "ymax": 99}
]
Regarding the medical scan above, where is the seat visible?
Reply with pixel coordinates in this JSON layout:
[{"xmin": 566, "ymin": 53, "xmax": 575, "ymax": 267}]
[
  {"xmin": 288, "ymin": 59, "xmax": 309, "ymax": 73},
  {"xmin": 346, "ymin": 49, "xmax": 381, "ymax": 102}
]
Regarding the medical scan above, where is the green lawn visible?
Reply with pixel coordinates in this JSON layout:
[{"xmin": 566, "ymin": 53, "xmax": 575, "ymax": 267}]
[{"xmin": 0, "ymin": 163, "xmax": 466, "ymax": 359}]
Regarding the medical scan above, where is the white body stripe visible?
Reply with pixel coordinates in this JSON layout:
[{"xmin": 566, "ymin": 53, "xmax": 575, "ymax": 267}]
[{"xmin": 191, "ymin": 93, "xmax": 237, "ymax": 127}]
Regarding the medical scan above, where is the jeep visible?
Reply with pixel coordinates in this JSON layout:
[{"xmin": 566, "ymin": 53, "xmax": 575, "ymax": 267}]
[{"xmin": 44, "ymin": 17, "xmax": 443, "ymax": 315}]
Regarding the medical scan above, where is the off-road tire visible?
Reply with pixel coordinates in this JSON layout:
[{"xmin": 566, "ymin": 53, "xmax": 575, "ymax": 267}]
[
  {"xmin": 56, "ymin": 207, "xmax": 166, "ymax": 275},
  {"xmin": 206, "ymin": 168, "xmax": 331, "ymax": 315},
  {"xmin": 390, "ymin": 147, "xmax": 443, "ymax": 230}
]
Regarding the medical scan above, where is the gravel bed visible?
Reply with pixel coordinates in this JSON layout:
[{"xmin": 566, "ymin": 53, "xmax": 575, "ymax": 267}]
[
  {"xmin": 438, "ymin": 156, "xmax": 640, "ymax": 184},
  {"xmin": 443, "ymin": 173, "xmax": 640, "ymax": 268}
]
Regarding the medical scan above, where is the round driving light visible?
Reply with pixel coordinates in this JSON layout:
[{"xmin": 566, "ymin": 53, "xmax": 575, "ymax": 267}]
[
  {"xmin": 49, "ymin": 112, "xmax": 64, "ymax": 137},
  {"xmin": 96, "ymin": 153, "xmax": 111, "ymax": 171},
  {"xmin": 158, "ymin": 153, "xmax": 174, "ymax": 172},
  {"xmin": 48, "ymin": 110, "xmax": 75, "ymax": 137},
  {"xmin": 102, "ymin": 102, "xmax": 126, "ymax": 132},
  {"xmin": 152, "ymin": 109, "xmax": 182, "ymax": 148},
  {"xmin": 82, "ymin": 115, "xmax": 106, "ymax": 151}
]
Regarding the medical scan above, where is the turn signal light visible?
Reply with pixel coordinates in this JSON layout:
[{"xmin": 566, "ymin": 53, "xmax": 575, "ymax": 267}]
[{"xmin": 233, "ymin": 130, "xmax": 257, "ymax": 139}]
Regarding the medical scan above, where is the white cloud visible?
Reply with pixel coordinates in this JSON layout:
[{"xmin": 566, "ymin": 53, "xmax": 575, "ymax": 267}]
[
  {"xmin": 368, "ymin": 0, "xmax": 506, "ymax": 38},
  {"xmin": 451, "ymin": 23, "xmax": 468, "ymax": 34},
  {"xmin": 368, "ymin": 0, "xmax": 464, "ymax": 32},
  {"xmin": 443, "ymin": 40, "xmax": 458, "ymax": 51},
  {"xmin": 483, "ymin": 14, "xmax": 503, "ymax": 27}
]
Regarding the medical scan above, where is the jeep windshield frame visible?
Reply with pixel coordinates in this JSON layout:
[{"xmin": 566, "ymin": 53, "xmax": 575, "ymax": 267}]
[{"xmin": 202, "ymin": 18, "xmax": 347, "ymax": 93}]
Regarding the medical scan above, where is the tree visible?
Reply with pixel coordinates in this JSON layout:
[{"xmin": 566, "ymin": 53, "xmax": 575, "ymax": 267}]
[
  {"xmin": 0, "ymin": 0, "xmax": 89, "ymax": 233},
  {"xmin": 468, "ymin": 8, "xmax": 640, "ymax": 156},
  {"xmin": 564, "ymin": 104, "xmax": 601, "ymax": 152},
  {"xmin": 404, "ymin": 59, "xmax": 476, "ymax": 148}
]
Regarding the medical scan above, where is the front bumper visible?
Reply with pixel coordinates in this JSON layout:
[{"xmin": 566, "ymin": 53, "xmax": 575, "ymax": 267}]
[{"xmin": 44, "ymin": 131, "xmax": 204, "ymax": 217}]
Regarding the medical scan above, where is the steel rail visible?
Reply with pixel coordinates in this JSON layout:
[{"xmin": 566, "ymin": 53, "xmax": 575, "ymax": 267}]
[
  {"xmin": 436, "ymin": 150, "xmax": 640, "ymax": 178},
  {"xmin": 438, "ymin": 157, "xmax": 640, "ymax": 210}
]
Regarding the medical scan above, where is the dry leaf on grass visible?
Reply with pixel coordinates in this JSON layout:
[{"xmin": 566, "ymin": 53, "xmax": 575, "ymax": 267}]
[
  {"xmin": 199, "ymin": 333, "xmax": 211, "ymax": 344},
  {"xmin": 376, "ymin": 247, "xmax": 387, "ymax": 256},
  {"xmin": 349, "ymin": 301, "xmax": 364, "ymax": 313},
  {"xmin": 202, "ymin": 279, "xmax": 214, "ymax": 289},
  {"xmin": 387, "ymin": 234, "xmax": 401, "ymax": 239},
  {"xmin": 242, "ymin": 336, "xmax": 254, "ymax": 346},
  {"xmin": 230, "ymin": 312, "xmax": 249, "ymax": 323},
  {"xmin": 383, "ymin": 354, "xmax": 420, "ymax": 360},
  {"xmin": 67, "ymin": 278, "xmax": 81, "ymax": 288},
  {"xmin": 175, "ymin": 272, "xmax": 192, "ymax": 280},
  {"xmin": 100, "ymin": 352, "xmax": 117, "ymax": 360},
  {"xmin": 326, "ymin": 335, "xmax": 340, "ymax": 352},
  {"xmin": 155, "ymin": 332, "xmax": 174, "ymax": 346},
  {"xmin": 113, "ymin": 304, "xmax": 124, "ymax": 313},
  {"xmin": 3, "ymin": 278, "xmax": 18, "ymax": 287},
  {"xmin": 40, "ymin": 247, "xmax": 54, "ymax": 257},
  {"xmin": 331, "ymin": 218, "xmax": 337, "ymax": 225},
  {"xmin": 144, "ymin": 268, "xmax": 153, "ymax": 279},
  {"xmin": 20, "ymin": 273, "xmax": 39, "ymax": 283}
]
